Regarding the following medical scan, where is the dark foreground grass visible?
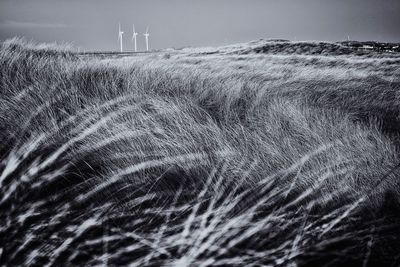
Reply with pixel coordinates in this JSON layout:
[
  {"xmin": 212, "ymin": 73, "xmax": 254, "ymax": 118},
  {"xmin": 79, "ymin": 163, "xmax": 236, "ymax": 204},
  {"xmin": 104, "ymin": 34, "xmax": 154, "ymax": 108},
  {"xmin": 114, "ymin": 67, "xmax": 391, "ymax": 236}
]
[{"xmin": 0, "ymin": 38, "xmax": 400, "ymax": 266}]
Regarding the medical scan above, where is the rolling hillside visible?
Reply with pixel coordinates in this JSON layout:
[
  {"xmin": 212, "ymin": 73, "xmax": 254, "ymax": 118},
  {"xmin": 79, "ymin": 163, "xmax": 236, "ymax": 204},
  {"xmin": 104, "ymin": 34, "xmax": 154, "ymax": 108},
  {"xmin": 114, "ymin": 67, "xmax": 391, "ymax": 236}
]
[{"xmin": 1, "ymin": 38, "xmax": 400, "ymax": 266}]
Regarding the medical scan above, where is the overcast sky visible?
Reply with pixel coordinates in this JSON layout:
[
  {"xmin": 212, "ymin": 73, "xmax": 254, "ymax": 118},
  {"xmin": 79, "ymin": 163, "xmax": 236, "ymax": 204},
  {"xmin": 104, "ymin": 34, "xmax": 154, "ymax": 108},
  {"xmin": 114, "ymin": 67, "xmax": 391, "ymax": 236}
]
[{"xmin": 0, "ymin": 0, "xmax": 399, "ymax": 51}]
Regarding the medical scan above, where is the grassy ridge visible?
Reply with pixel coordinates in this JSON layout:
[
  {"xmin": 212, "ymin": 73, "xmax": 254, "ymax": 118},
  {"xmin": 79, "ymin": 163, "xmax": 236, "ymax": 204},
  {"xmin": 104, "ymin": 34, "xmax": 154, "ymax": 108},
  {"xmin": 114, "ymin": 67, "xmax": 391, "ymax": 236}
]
[{"xmin": 1, "ymin": 38, "xmax": 400, "ymax": 266}]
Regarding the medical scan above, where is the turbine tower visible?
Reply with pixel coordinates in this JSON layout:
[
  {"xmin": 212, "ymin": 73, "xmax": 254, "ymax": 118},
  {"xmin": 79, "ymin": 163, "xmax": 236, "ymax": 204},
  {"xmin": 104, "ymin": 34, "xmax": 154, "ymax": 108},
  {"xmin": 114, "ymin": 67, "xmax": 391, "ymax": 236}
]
[
  {"xmin": 144, "ymin": 26, "xmax": 150, "ymax": 51},
  {"xmin": 132, "ymin": 24, "xmax": 138, "ymax": 52},
  {"xmin": 118, "ymin": 23, "xmax": 124, "ymax": 53}
]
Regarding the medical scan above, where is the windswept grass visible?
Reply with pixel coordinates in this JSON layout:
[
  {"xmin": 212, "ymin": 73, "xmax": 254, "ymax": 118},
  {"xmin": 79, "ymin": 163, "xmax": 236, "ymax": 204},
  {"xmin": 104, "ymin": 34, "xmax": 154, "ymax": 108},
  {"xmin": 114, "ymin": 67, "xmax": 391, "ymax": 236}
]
[{"xmin": 0, "ymin": 37, "xmax": 400, "ymax": 266}]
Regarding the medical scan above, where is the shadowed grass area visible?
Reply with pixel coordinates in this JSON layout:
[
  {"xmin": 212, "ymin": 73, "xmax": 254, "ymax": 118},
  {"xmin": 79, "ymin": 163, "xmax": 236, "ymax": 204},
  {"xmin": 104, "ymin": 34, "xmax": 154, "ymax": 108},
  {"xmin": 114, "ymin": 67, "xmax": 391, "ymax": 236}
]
[{"xmin": 0, "ymin": 37, "xmax": 400, "ymax": 266}]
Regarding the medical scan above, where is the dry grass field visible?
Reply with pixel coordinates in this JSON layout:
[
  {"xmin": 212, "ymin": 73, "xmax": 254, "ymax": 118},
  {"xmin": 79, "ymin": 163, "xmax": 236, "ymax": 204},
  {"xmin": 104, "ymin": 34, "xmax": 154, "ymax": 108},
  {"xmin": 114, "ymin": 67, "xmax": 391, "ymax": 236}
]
[{"xmin": 1, "ymin": 37, "xmax": 400, "ymax": 266}]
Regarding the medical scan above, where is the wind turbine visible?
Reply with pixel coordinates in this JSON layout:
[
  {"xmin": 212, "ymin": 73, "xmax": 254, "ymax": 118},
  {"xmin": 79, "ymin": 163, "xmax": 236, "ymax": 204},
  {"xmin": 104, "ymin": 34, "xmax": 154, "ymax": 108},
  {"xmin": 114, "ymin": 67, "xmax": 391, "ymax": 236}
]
[
  {"xmin": 132, "ymin": 24, "xmax": 138, "ymax": 52},
  {"xmin": 144, "ymin": 26, "xmax": 150, "ymax": 51},
  {"xmin": 118, "ymin": 23, "xmax": 124, "ymax": 52}
]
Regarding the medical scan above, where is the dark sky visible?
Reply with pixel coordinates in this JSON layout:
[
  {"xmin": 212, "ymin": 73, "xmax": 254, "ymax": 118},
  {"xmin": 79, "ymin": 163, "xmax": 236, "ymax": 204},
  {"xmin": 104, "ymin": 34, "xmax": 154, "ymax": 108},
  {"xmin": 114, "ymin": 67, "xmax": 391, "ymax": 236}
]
[{"xmin": 0, "ymin": 0, "xmax": 399, "ymax": 51}]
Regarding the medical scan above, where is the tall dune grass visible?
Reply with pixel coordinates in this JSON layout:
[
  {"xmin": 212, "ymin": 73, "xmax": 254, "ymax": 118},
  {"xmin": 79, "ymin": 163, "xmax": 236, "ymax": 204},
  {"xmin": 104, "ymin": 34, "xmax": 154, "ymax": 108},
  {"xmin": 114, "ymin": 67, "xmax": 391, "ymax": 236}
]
[{"xmin": 1, "ymin": 38, "xmax": 400, "ymax": 266}]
